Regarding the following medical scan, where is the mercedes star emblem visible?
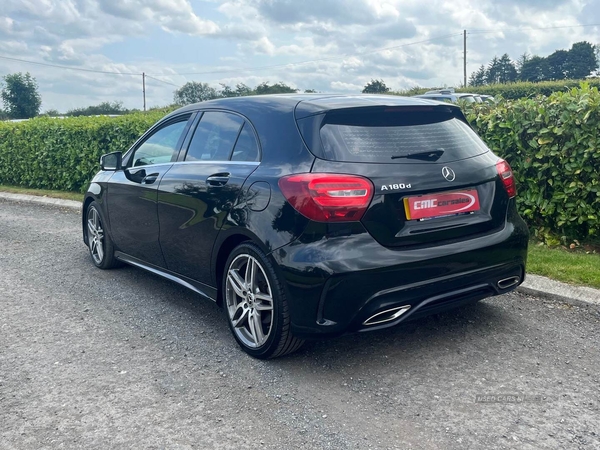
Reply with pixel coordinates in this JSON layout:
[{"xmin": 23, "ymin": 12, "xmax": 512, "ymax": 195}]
[{"xmin": 442, "ymin": 166, "xmax": 456, "ymax": 182}]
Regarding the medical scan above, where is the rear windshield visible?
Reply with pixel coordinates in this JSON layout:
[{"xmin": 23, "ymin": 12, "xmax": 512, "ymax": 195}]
[
  {"xmin": 458, "ymin": 95, "xmax": 476, "ymax": 103},
  {"xmin": 318, "ymin": 108, "xmax": 489, "ymax": 164}
]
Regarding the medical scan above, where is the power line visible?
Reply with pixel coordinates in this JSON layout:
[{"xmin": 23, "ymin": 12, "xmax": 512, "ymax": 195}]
[
  {"xmin": 0, "ymin": 33, "xmax": 459, "ymax": 79},
  {"xmin": 162, "ymin": 33, "xmax": 463, "ymax": 76},
  {"xmin": 1, "ymin": 21, "xmax": 598, "ymax": 87},
  {"xmin": 0, "ymin": 33, "xmax": 463, "ymax": 80},
  {"xmin": 3, "ymin": 22, "xmax": 596, "ymax": 81},
  {"xmin": 148, "ymin": 23, "xmax": 600, "ymax": 77},
  {"xmin": 0, "ymin": 55, "xmax": 140, "ymax": 75},
  {"xmin": 469, "ymin": 23, "xmax": 600, "ymax": 34},
  {"xmin": 145, "ymin": 74, "xmax": 180, "ymax": 88},
  {"xmin": 0, "ymin": 54, "xmax": 181, "ymax": 88}
]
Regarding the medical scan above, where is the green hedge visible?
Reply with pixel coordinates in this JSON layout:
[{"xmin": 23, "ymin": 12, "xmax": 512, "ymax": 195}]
[
  {"xmin": 457, "ymin": 79, "xmax": 600, "ymax": 100},
  {"xmin": 393, "ymin": 78, "xmax": 600, "ymax": 100},
  {"xmin": 0, "ymin": 111, "xmax": 166, "ymax": 193},
  {"xmin": 463, "ymin": 83, "xmax": 600, "ymax": 240},
  {"xmin": 1, "ymin": 88, "xmax": 599, "ymax": 240}
]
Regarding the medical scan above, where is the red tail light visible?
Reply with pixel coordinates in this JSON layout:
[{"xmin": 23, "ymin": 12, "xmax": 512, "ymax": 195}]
[
  {"xmin": 496, "ymin": 159, "xmax": 517, "ymax": 198},
  {"xmin": 278, "ymin": 173, "xmax": 374, "ymax": 222}
]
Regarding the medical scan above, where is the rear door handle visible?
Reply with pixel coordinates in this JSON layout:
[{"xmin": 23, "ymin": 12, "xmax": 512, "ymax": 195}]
[{"xmin": 207, "ymin": 173, "xmax": 230, "ymax": 186}]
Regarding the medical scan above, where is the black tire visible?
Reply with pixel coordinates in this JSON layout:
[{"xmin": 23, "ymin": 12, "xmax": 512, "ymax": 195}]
[
  {"xmin": 85, "ymin": 201, "xmax": 121, "ymax": 270},
  {"xmin": 222, "ymin": 242, "xmax": 304, "ymax": 359}
]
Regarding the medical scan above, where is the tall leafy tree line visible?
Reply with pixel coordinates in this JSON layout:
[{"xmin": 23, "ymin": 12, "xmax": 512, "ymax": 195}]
[
  {"xmin": 470, "ymin": 41, "xmax": 598, "ymax": 86},
  {"xmin": 0, "ymin": 75, "xmax": 315, "ymax": 118},
  {"xmin": 0, "ymin": 72, "xmax": 42, "ymax": 119},
  {"xmin": 173, "ymin": 81, "xmax": 316, "ymax": 105}
]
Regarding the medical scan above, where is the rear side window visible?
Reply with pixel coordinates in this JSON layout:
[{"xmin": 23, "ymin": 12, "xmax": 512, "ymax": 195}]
[
  {"xmin": 317, "ymin": 108, "xmax": 489, "ymax": 164},
  {"xmin": 458, "ymin": 96, "xmax": 476, "ymax": 103},
  {"xmin": 422, "ymin": 96, "xmax": 453, "ymax": 102},
  {"xmin": 231, "ymin": 123, "xmax": 260, "ymax": 162},
  {"xmin": 185, "ymin": 112, "xmax": 244, "ymax": 161}
]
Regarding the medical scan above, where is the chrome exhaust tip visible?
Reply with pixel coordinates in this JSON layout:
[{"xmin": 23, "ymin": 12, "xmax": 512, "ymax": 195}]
[
  {"xmin": 363, "ymin": 305, "xmax": 411, "ymax": 326},
  {"xmin": 497, "ymin": 276, "xmax": 520, "ymax": 290}
]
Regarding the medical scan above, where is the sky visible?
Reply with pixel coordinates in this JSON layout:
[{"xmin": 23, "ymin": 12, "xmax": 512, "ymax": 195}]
[{"xmin": 0, "ymin": 0, "xmax": 599, "ymax": 112}]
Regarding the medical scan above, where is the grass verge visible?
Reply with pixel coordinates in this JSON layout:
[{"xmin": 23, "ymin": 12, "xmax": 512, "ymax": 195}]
[
  {"xmin": 0, "ymin": 184, "xmax": 83, "ymax": 202},
  {"xmin": 527, "ymin": 243, "xmax": 600, "ymax": 289}
]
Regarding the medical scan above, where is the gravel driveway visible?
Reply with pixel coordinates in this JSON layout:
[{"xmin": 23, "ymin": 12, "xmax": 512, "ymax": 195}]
[{"xmin": 1, "ymin": 200, "xmax": 599, "ymax": 449}]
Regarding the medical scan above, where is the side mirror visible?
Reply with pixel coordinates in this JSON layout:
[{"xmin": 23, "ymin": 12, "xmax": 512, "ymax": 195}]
[{"xmin": 100, "ymin": 152, "xmax": 122, "ymax": 171}]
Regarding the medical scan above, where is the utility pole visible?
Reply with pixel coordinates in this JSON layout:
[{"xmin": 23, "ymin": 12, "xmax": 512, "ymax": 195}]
[
  {"xmin": 463, "ymin": 30, "xmax": 467, "ymax": 88},
  {"xmin": 142, "ymin": 72, "xmax": 146, "ymax": 112}
]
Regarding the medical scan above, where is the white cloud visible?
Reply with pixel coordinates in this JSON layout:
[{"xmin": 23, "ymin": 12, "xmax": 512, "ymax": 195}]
[
  {"xmin": 0, "ymin": 16, "xmax": 14, "ymax": 34},
  {"xmin": 330, "ymin": 81, "xmax": 364, "ymax": 91},
  {"xmin": 244, "ymin": 36, "xmax": 277, "ymax": 55},
  {"xmin": 341, "ymin": 57, "xmax": 365, "ymax": 71},
  {"xmin": 0, "ymin": 40, "xmax": 28, "ymax": 54},
  {"xmin": 97, "ymin": 0, "xmax": 220, "ymax": 35},
  {"xmin": 1, "ymin": 0, "xmax": 599, "ymax": 112}
]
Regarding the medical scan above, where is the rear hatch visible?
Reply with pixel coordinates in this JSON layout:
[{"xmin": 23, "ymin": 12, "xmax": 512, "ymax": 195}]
[{"xmin": 296, "ymin": 104, "xmax": 509, "ymax": 248}]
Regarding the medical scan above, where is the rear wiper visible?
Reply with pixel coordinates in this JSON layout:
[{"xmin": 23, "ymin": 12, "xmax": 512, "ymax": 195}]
[{"xmin": 391, "ymin": 149, "xmax": 444, "ymax": 161}]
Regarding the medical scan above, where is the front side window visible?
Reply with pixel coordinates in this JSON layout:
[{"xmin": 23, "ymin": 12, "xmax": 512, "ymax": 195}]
[
  {"xmin": 132, "ymin": 119, "xmax": 189, "ymax": 167},
  {"xmin": 185, "ymin": 112, "xmax": 244, "ymax": 161}
]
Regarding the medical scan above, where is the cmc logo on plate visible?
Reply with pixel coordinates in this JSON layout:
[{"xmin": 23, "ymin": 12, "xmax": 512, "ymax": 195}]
[{"xmin": 405, "ymin": 189, "xmax": 481, "ymax": 220}]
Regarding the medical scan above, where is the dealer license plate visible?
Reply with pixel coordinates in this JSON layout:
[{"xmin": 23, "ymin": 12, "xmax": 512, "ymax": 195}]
[{"xmin": 404, "ymin": 189, "xmax": 480, "ymax": 221}]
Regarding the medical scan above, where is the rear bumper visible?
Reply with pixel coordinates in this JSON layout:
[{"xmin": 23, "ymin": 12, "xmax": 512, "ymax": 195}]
[
  {"xmin": 270, "ymin": 201, "xmax": 528, "ymax": 339},
  {"xmin": 352, "ymin": 262, "xmax": 524, "ymax": 333}
]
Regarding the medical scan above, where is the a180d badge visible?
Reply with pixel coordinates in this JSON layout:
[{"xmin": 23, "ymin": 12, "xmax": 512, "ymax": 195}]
[{"xmin": 381, "ymin": 183, "xmax": 412, "ymax": 191}]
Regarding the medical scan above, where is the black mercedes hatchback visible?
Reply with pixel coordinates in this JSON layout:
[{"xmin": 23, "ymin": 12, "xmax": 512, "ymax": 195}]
[{"xmin": 82, "ymin": 94, "xmax": 528, "ymax": 358}]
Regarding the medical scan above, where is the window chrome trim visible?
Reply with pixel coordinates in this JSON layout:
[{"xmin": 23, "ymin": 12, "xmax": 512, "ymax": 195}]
[
  {"xmin": 171, "ymin": 160, "xmax": 260, "ymax": 166},
  {"xmin": 124, "ymin": 162, "xmax": 175, "ymax": 171}
]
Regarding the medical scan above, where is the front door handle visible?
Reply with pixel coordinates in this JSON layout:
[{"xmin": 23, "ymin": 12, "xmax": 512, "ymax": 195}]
[
  {"xmin": 126, "ymin": 168, "xmax": 146, "ymax": 184},
  {"xmin": 141, "ymin": 174, "xmax": 159, "ymax": 185},
  {"xmin": 207, "ymin": 173, "xmax": 230, "ymax": 186}
]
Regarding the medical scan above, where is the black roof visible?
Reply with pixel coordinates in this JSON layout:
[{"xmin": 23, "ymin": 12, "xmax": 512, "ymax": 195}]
[{"xmin": 165, "ymin": 94, "xmax": 458, "ymax": 121}]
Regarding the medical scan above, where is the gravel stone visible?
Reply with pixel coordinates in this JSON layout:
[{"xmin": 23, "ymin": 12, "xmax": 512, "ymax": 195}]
[{"xmin": 1, "ymin": 199, "xmax": 599, "ymax": 449}]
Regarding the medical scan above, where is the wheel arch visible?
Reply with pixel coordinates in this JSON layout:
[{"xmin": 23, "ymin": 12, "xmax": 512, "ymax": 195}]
[
  {"xmin": 82, "ymin": 196, "xmax": 95, "ymax": 245},
  {"xmin": 213, "ymin": 233, "xmax": 253, "ymax": 307}
]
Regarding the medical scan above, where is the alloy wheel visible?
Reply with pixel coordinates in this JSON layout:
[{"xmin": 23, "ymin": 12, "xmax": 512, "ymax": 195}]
[
  {"xmin": 225, "ymin": 254, "xmax": 274, "ymax": 348},
  {"xmin": 87, "ymin": 207, "xmax": 105, "ymax": 265}
]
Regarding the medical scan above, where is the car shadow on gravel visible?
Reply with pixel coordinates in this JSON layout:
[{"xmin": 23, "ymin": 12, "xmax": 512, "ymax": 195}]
[
  {"xmin": 99, "ymin": 258, "xmax": 515, "ymax": 369},
  {"xmin": 273, "ymin": 300, "xmax": 514, "ymax": 369}
]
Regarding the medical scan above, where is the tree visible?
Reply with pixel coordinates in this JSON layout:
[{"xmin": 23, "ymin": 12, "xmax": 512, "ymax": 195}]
[
  {"xmin": 565, "ymin": 41, "xmax": 598, "ymax": 79},
  {"xmin": 219, "ymin": 83, "xmax": 236, "ymax": 98},
  {"xmin": 235, "ymin": 83, "xmax": 254, "ymax": 96},
  {"xmin": 469, "ymin": 65, "xmax": 487, "ymax": 86},
  {"xmin": 485, "ymin": 57, "xmax": 501, "ymax": 84},
  {"xmin": 362, "ymin": 79, "xmax": 390, "ymax": 94},
  {"xmin": 41, "ymin": 109, "xmax": 62, "ymax": 117},
  {"xmin": 1, "ymin": 72, "xmax": 42, "ymax": 119},
  {"xmin": 546, "ymin": 50, "xmax": 569, "ymax": 80},
  {"xmin": 476, "ymin": 41, "xmax": 599, "ymax": 85},
  {"xmin": 254, "ymin": 82, "xmax": 298, "ymax": 95},
  {"xmin": 173, "ymin": 81, "xmax": 220, "ymax": 105},
  {"xmin": 66, "ymin": 101, "xmax": 129, "ymax": 117},
  {"xmin": 497, "ymin": 54, "xmax": 518, "ymax": 83},
  {"xmin": 519, "ymin": 55, "xmax": 548, "ymax": 82},
  {"xmin": 516, "ymin": 53, "xmax": 530, "ymax": 74},
  {"xmin": 219, "ymin": 83, "xmax": 253, "ymax": 97},
  {"xmin": 304, "ymin": 89, "xmax": 318, "ymax": 93}
]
